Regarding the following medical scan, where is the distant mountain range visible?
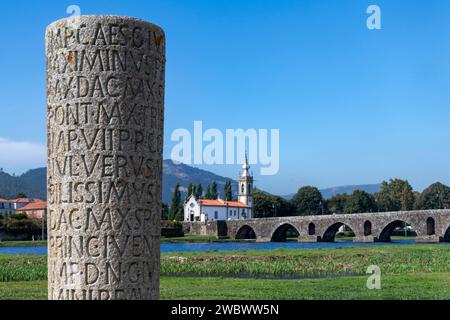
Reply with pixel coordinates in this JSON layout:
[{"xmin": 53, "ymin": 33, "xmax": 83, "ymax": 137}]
[
  {"xmin": 0, "ymin": 168, "xmax": 47, "ymax": 200},
  {"xmin": 0, "ymin": 161, "xmax": 380, "ymax": 203},
  {"xmin": 282, "ymin": 183, "xmax": 382, "ymax": 200},
  {"xmin": 162, "ymin": 160, "xmax": 238, "ymax": 203}
]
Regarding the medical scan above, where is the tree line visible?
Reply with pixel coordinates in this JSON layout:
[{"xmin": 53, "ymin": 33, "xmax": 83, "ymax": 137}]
[
  {"xmin": 164, "ymin": 178, "xmax": 450, "ymax": 221},
  {"xmin": 255, "ymin": 179, "xmax": 450, "ymax": 218}
]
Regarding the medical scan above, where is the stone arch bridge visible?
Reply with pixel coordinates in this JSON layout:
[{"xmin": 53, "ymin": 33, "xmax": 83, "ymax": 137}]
[{"xmin": 182, "ymin": 210, "xmax": 450, "ymax": 242}]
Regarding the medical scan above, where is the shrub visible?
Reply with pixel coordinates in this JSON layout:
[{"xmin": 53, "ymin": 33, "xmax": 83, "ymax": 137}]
[
  {"xmin": 161, "ymin": 220, "xmax": 182, "ymax": 229},
  {"xmin": 339, "ymin": 231, "xmax": 355, "ymax": 237},
  {"xmin": 9, "ymin": 213, "xmax": 28, "ymax": 220},
  {"xmin": 4, "ymin": 218, "xmax": 41, "ymax": 236}
]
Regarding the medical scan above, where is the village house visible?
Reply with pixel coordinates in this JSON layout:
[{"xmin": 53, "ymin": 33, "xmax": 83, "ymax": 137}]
[
  {"xmin": 16, "ymin": 199, "xmax": 47, "ymax": 219},
  {"xmin": 0, "ymin": 198, "xmax": 47, "ymax": 218}
]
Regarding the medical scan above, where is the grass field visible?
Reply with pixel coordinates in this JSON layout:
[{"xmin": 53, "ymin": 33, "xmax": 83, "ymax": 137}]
[
  {"xmin": 161, "ymin": 245, "xmax": 450, "ymax": 277},
  {"xmin": 1, "ymin": 244, "xmax": 450, "ymax": 299},
  {"xmin": 2, "ymin": 272, "xmax": 450, "ymax": 300},
  {"xmin": 0, "ymin": 255, "xmax": 46, "ymax": 282}
]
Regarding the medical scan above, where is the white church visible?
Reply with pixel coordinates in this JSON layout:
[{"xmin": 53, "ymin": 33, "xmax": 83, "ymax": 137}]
[{"xmin": 184, "ymin": 157, "xmax": 253, "ymax": 222}]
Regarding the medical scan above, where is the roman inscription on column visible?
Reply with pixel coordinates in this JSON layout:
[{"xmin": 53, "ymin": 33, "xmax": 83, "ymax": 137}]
[{"xmin": 46, "ymin": 15, "xmax": 165, "ymax": 300}]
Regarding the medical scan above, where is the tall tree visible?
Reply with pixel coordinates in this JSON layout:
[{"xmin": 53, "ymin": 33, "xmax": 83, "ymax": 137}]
[
  {"xmin": 210, "ymin": 181, "xmax": 218, "ymax": 200},
  {"xmin": 204, "ymin": 184, "xmax": 212, "ymax": 200},
  {"xmin": 401, "ymin": 184, "xmax": 415, "ymax": 211},
  {"xmin": 224, "ymin": 180, "xmax": 233, "ymax": 201},
  {"xmin": 169, "ymin": 183, "xmax": 183, "ymax": 221},
  {"xmin": 413, "ymin": 191, "xmax": 421, "ymax": 209},
  {"xmin": 327, "ymin": 194, "xmax": 350, "ymax": 214},
  {"xmin": 415, "ymin": 182, "xmax": 450, "ymax": 209},
  {"xmin": 161, "ymin": 203, "xmax": 169, "ymax": 220},
  {"xmin": 192, "ymin": 184, "xmax": 198, "ymax": 198},
  {"xmin": 375, "ymin": 179, "xmax": 415, "ymax": 212},
  {"xmin": 344, "ymin": 190, "xmax": 378, "ymax": 214},
  {"xmin": 291, "ymin": 186, "xmax": 325, "ymax": 216},
  {"xmin": 193, "ymin": 184, "xmax": 203, "ymax": 199},
  {"xmin": 186, "ymin": 183, "xmax": 194, "ymax": 200}
]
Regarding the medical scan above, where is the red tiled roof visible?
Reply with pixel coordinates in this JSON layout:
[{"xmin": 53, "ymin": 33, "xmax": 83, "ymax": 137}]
[
  {"xmin": 17, "ymin": 201, "xmax": 47, "ymax": 211},
  {"xmin": 199, "ymin": 199, "xmax": 250, "ymax": 208}
]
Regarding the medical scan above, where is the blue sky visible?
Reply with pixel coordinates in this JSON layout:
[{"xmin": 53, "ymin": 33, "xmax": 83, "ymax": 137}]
[{"xmin": 0, "ymin": 0, "xmax": 450, "ymax": 195}]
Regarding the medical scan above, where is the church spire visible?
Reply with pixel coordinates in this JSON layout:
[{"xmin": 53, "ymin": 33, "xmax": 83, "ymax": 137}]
[
  {"xmin": 241, "ymin": 152, "xmax": 250, "ymax": 177},
  {"xmin": 238, "ymin": 152, "xmax": 253, "ymax": 207}
]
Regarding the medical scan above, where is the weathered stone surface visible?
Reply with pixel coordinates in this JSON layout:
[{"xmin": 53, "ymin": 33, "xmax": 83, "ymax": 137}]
[
  {"xmin": 183, "ymin": 209, "xmax": 450, "ymax": 243},
  {"xmin": 46, "ymin": 15, "xmax": 165, "ymax": 300}
]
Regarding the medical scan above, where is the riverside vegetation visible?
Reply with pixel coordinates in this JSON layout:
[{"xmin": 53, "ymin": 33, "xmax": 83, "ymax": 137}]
[{"xmin": 1, "ymin": 244, "xmax": 450, "ymax": 299}]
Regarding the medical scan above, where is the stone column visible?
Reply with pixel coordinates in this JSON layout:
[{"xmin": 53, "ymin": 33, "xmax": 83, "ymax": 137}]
[{"xmin": 46, "ymin": 15, "xmax": 165, "ymax": 300}]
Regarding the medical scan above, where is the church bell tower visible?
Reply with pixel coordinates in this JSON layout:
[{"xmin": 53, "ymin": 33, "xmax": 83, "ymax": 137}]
[{"xmin": 238, "ymin": 154, "xmax": 253, "ymax": 207}]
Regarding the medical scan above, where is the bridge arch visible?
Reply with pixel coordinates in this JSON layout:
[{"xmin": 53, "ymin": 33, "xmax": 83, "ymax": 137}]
[
  {"xmin": 235, "ymin": 225, "xmax": 257, "ymax": 240},
  {"xmin": 377, "ymin": 219, "xmax": 416, "ymax": 242},
  {"xmin": 321, "ymin": 222, "xmax": 356, "ymax": 242},
  {"xmin": 442, "ymin": 225, "xmax": 450, "ymax": 242},
  {"xmin": 271, "ymin": 223, "xmax": 299, "ymax": 242}
]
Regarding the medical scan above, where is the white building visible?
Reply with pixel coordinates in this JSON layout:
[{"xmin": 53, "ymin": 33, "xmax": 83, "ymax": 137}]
[{"xmin": 184, "ymin": 157, "xmax": 254, "ymax": 222}]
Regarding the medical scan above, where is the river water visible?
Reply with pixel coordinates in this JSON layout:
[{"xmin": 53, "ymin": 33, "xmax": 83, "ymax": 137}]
[{"xmin": 0, "ymin": 239, "xmax": 443, "ymax": 255}]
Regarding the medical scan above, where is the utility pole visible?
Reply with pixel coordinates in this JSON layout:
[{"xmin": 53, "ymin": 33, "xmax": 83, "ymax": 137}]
[{"xmin": 41, "ymin": 209, "xmax": 46, "ymax": 240}]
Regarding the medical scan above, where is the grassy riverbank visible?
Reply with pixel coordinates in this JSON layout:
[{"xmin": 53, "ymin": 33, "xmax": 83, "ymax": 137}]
[
  {"xmin": 161, "ymin": 235, "xmax": 235, "ymax": 243},
  {"xmin": 0, "ymin": 236, "xmax": 234, "ymax": 247},
  {"xmin": 0, "ymin": 241, "xmax": 47, "ymax": 247},
  {"xmin": 334, "ymin": 235, "xmax": 416, "ymax": 242},
  {"xmin": 1, "ymin": 244, "xmax": 450, "ymax": 299},
  {"xmin": 0, "ymin": 235, "xmax": 415, "ymax": 246}
]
